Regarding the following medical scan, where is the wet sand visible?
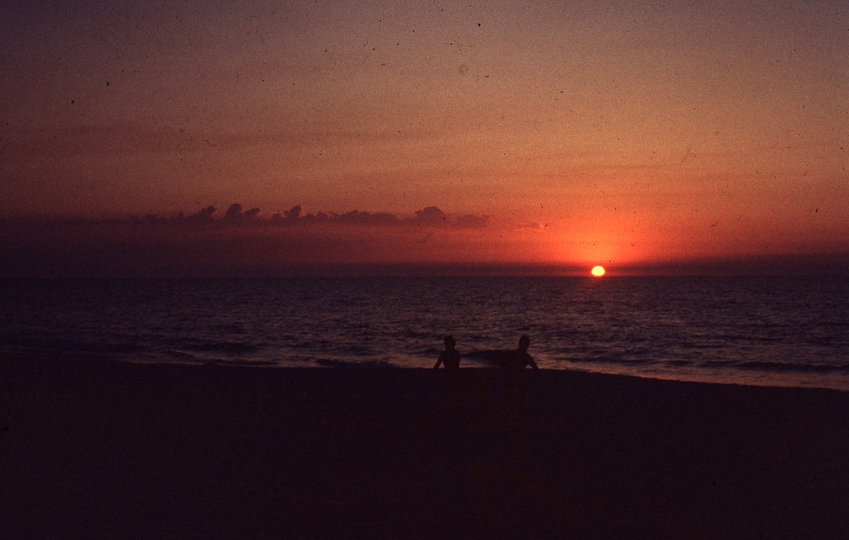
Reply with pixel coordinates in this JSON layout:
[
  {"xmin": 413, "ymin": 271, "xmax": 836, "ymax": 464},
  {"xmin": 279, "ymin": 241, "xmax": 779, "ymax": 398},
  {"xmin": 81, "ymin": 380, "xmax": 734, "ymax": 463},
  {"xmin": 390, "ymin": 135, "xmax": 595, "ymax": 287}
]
[{"xmin": 2, "ymin": 354, "xmax": 848, "ymax": 539}]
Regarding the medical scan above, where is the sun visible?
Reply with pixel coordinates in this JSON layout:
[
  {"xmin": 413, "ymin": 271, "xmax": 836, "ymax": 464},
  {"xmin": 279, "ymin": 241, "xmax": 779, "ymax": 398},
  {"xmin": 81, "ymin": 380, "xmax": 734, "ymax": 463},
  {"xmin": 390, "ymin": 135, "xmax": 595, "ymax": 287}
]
[{"xmin": 591, "ymin": 265, "xmax": 605, "ymax": 277}]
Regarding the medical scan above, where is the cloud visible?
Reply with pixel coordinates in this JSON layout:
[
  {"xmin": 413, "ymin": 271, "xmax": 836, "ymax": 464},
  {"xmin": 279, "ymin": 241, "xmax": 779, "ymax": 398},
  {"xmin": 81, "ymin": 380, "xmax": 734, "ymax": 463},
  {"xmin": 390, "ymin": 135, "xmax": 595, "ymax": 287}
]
[
  {"xmin": 405, "ymin": 207, "xmax": 489, "ymax": 229},
  {"xmin": 122, "ymin": 204, "xmax": 485, "ymax": 230},
  {"xmin": 187, "ymin": 206, "xmax": 217, "ymax": 223},
  {"xmin": 331, "ymin": 210, "xmax": 401, "ymax": 226},
  {"xmin": 0, "ymin": 207, "xmax": 509, "ymax": 279},
  {"xmin": 454, "ymin": 214, "xmax": 488, "ymax": 229},
  {"xmin": 409, "ymin": 206, "xmax": 449, "ymax": 226},
  {"xmin": 223, "ymin": 203, "xmax": 261, "ymax": 224}
]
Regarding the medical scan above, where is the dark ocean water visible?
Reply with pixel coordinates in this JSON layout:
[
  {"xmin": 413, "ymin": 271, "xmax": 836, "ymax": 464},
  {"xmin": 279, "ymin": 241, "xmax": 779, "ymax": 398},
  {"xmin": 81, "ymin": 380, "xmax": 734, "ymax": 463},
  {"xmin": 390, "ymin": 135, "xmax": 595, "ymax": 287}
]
[{"xmin": 1, "ymin": 277, "xmax": 848, "ymax": 390}]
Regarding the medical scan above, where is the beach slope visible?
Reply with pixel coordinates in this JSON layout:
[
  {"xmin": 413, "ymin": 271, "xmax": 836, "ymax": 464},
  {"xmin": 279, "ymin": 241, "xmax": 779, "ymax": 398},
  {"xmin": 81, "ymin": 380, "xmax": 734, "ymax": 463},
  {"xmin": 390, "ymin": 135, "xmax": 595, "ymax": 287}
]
[{"xmin": 2, "ymin": 355, "xmax": 848, "ymax": 539}]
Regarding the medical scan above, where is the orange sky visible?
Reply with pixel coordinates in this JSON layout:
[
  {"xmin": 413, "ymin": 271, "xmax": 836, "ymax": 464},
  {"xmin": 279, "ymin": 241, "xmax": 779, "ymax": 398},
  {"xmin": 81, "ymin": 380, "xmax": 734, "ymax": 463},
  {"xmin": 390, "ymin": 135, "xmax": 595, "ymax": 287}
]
[{"xmin": 1, "ymin": 0, "xmax": 847, "ymax": 275}]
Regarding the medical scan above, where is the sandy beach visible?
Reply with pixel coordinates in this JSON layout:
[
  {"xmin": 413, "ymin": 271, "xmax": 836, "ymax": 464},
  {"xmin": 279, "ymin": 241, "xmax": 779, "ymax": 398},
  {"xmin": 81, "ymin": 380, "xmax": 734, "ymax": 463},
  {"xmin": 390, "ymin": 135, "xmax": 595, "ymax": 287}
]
[{"xmin": 2, "ymin": 354, "xmax": 848, "ymax": 539}]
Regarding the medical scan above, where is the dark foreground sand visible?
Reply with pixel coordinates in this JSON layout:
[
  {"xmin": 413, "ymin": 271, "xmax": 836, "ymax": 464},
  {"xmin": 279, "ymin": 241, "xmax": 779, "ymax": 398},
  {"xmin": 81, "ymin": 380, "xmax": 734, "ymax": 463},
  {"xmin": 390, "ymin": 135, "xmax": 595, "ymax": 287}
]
[{"xmin": 2, "ymin": 354, "xmax": 848, "ymax": 539}]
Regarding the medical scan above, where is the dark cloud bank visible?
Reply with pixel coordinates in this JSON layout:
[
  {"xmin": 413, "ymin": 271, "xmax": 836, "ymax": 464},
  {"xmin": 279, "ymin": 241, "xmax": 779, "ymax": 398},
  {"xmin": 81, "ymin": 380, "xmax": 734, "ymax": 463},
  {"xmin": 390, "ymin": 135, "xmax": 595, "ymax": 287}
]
[
  {"xmin": 0, "ymin": 204, "xmax": 503, "ymax": 278},
  {"xmin": 125, "ymin": 204, "xmax": 488, "ymax": 230}
]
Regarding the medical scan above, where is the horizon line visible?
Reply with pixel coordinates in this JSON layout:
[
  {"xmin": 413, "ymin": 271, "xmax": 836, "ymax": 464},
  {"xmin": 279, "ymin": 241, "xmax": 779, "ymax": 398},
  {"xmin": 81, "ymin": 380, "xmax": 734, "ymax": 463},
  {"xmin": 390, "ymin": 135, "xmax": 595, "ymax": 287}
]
[{"xmin": 3, "ymin": 258, "xmax": 848, "ymax": 279}]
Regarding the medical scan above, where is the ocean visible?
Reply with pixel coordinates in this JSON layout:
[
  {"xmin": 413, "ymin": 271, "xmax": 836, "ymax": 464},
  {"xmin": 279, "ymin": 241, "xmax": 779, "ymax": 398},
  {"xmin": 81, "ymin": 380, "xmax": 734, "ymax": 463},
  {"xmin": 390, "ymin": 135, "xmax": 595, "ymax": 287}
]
[{"xmin": 1, "ymin": 276, "xmax": 848, "ymax": 391}]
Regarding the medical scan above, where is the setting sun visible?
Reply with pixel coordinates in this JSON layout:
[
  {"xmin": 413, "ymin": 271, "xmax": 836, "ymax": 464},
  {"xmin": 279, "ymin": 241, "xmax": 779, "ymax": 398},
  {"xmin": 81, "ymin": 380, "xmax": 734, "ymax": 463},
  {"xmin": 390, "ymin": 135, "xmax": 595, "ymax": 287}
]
[{"xmin": 591, "ymin": 266, "xmax": 606, "ymax": 277}]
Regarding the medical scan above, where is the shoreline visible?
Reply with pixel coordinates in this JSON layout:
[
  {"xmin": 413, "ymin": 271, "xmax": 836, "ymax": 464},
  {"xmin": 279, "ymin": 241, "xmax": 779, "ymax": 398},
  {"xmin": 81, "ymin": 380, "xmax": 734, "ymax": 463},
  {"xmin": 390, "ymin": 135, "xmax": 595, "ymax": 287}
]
[
  {"xmin": 3, "ymin": 354, "xmax": 849, "ymax": 538},
  {"xmin": 7, "ymin": 349, "xmax": 849, "ymax": 394}
]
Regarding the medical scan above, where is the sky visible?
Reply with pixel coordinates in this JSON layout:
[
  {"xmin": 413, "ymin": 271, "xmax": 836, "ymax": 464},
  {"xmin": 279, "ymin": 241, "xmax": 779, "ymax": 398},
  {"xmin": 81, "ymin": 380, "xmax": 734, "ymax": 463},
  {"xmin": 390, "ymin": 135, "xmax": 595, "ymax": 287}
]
[{"xmin": 1, "ymin": 0, "xmax": 848, "ymax": 276}]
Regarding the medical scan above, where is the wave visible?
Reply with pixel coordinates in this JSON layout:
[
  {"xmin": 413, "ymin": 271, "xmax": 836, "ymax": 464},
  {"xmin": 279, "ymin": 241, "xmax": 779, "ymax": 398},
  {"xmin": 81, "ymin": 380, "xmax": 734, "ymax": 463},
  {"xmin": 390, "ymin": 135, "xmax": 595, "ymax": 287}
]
[
  {"xmin": 179, "ymin": 340, "xmax": 259, "ymax": 355},
  {"xmin": 463, "ymin": 349, "xmax": 509, "ymax": 366},
  {"xmin": 735, "ymin": 361, "xmax": 849, "ymax": 373},
  {"xmin": 0, "ymin": 334, "xmax": 151, "ymax": 356},
  {"xmin": 315, "ymin": 358, "xmax": 398, "ymax": 369}
]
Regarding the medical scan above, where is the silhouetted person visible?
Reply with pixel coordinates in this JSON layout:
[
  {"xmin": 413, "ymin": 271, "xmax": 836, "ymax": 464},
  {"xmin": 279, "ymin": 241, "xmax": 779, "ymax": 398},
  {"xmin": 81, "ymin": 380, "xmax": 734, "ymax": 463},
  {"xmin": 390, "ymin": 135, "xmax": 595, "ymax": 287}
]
[
  {"xmin": 502, "ymin": 335, "xmax": 539, "ymax": 414},
  {"xmin": 433, "ymin": 335, "xmax": 462, "ymax": 412}
]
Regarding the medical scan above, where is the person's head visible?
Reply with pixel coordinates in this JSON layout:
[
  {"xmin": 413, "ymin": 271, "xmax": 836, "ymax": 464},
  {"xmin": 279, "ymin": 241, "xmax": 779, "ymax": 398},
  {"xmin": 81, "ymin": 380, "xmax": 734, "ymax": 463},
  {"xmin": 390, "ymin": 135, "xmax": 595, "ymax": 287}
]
[
  {"xmin": 444, "ymin": 335, "xmax": 456, "ymax": 350},
  {"xmin": 518, "ymin": 335, "xmax": 530, "ymax": 351}
]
